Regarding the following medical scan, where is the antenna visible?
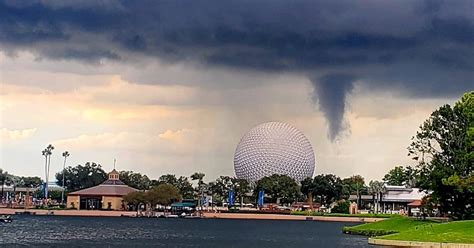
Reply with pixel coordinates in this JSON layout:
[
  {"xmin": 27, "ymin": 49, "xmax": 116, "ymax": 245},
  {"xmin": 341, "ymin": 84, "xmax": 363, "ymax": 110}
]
[{"xmin": 113, "ymin": 158, "xmax": 116, "ymax": 170}]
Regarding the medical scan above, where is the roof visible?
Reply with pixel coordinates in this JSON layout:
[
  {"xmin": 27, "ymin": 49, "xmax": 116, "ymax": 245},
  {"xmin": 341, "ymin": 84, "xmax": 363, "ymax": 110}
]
[
  {"xmin": 68, "ymin": 180, "xmax": 138, "ymax": 197},
  {"xmin": 349, "ymin": 195, "xmax": 373, "ymax": 201},
  {"xmin": 385, "ymin": 185, "xmax": 411, "ymax": 191},
  {"xmin": 382, "ymin": 187, "xmax": 427, "ymax": 202},
  {"xmin": 101, "ymin": 179, "xmax": 126, "ymax": 185},
  {"xmin": 408, "ymin": 200, "xmax": 422, "ymax": 207},
  {"xmin": 171, "ymin": 202, "xmax": 196, "ymax": 207}
]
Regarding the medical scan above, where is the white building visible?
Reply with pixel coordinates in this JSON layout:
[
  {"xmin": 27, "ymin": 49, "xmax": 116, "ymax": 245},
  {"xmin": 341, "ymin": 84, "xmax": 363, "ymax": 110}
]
[
  {"xmin": 349, "ymin": 185, "xmax": 428, "ymax": 215},
  {"xmin": 380, "ymin": 185, "xmax": 427, "ymax": 214}
]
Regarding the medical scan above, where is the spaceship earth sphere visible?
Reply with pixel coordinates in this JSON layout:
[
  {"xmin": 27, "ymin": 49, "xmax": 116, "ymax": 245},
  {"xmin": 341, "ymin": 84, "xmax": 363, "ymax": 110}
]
[{"xmin": 233, "ymin": 122, "xmax": 315, "ymax": 182}]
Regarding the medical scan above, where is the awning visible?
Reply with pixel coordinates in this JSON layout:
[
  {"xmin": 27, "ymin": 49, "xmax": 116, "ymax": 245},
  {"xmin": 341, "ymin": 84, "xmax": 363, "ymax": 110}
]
[{"xmin": 408, "ymin": 200, "xmax": 422, "ymax": 207}]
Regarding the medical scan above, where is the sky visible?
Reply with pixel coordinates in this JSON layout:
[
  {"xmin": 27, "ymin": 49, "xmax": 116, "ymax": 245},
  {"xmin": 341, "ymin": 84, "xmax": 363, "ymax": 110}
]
[{"xmin": 0, "ymin": 0, "xmax": 473, "ymax": 182}]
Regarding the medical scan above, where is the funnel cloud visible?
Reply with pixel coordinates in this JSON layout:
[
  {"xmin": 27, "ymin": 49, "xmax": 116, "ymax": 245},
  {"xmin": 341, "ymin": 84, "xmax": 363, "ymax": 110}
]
[{"xmin": 311, "ymin": 74, "xmax": 355, "ymax": 140}]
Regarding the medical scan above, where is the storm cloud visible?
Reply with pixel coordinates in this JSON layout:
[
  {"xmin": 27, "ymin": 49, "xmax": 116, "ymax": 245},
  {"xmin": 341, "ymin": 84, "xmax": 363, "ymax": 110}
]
[{"xmin": 1, "ymin": 0, "xmax": 473, "ymax": 139}]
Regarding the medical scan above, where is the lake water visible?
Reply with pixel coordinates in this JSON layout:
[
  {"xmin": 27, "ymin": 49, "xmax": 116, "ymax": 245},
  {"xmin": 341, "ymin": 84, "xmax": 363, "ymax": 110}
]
[{"xmin": 0, "ymin": 216, "xmax": 376, "ymax": 247}]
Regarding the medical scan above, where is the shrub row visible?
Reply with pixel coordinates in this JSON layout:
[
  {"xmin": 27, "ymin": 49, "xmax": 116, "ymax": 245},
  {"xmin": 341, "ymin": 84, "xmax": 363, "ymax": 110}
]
[{"xmin": 342, "ymin": 227, "xmax": 397, "ymax": 237}]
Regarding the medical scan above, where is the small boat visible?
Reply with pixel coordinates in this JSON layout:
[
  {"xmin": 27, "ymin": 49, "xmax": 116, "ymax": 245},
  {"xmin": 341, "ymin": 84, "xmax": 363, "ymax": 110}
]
[{"xmin": 0, "ymin": 215, "xmax": 12, "ymax": 223}]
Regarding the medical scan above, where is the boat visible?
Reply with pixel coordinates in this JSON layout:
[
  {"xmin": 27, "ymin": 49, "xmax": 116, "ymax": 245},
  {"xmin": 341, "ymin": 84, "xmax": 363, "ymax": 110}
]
[{"xmin": 0, "ymin": 215, "xmax": 12, "ymax": 223}]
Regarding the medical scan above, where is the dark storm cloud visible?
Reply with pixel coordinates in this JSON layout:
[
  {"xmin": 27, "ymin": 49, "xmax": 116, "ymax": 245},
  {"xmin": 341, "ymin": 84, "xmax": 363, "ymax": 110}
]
[
  {"xmin": 1, "ymin": 0, "xmax": 473, "ymax": 140},
  {"xmin": 311, "ymin": 74, "xmax": 355, "ymax": 141}
]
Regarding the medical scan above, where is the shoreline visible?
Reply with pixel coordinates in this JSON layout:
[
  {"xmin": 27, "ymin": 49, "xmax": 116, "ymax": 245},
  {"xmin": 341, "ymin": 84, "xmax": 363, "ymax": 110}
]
[
  {"xmin": 0, "ymin": 208, "xmax": 383, "ymax": 222},
  {"xmin": 201, "ymin": 212, "xmax": 383, "ymax": 222}
]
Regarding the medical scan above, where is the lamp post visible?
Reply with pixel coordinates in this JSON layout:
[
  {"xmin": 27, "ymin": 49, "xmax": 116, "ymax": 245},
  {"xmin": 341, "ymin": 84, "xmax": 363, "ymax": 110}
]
[{"xmin": 61, "ymin": 151, "xmax": 70, "ymax": 204}]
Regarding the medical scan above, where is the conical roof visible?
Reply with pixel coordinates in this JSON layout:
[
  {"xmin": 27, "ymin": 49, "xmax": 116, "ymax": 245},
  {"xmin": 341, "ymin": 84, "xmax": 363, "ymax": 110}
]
[{"xmin": 68, "ymin": 170, "xmax": 138, "ymax": 196}]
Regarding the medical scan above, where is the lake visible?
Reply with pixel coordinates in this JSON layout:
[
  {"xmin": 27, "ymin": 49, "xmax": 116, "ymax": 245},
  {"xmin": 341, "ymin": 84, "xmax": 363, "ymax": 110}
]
[{"xmin": 0, "ymin": 216, "xmax": 376, "ymax": 247}]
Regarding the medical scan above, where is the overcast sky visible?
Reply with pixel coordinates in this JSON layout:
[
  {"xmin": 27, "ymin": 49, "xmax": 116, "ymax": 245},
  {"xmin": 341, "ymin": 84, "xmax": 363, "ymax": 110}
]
[{"xmin": 0, "ymin": 0, "xmax": 473, "ymax": 182}]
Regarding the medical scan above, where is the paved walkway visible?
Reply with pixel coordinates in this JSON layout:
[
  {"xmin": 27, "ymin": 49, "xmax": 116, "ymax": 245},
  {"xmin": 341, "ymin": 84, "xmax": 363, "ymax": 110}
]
[{"xmin": 202, "ymin": 212, "xmax": 383, "ymax": 222}]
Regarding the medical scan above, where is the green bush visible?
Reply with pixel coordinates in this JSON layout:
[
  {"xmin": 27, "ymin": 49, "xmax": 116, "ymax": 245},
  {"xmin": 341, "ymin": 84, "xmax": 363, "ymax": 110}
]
[
  {"xmin": 342, "ymin": 226, "xmax": 396, "ymax": 236},
  {"xmin": 331, "ymin": 200, "xmax": 350, "ymax": 214}
]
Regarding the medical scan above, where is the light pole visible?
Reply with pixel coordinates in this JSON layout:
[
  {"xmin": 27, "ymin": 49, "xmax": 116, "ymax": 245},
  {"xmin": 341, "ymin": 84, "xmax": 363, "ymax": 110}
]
[{"xmin": 61, "ymin": 151, "xmax": 70, "ymax": 204}]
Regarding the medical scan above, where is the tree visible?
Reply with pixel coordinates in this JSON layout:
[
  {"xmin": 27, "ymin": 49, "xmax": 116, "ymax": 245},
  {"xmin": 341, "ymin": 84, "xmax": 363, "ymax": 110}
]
[
  {"xmin": 119, "ymin": 171, "xmax": 151, "ymax": 190},
  {"xmin": 255, "ymin": 174, "xmax": 300, "ymax": 204},
  {"xmin": 383, "ymin": 166, "xmax": 407, "ymax": 186},
  {"xmin": 61, "ymin": 151, "xmax": 70, "ymax": 204},
  {"xmin": 146, "ymin": 183, "xmax": 182, "ymax": 207},
  {"xmin": 332, "ymin": 200, "xmax": 351, "ymax": 214},
  {"xmin": 368, "ymin": 180, "xmax": 386, "ymax": 213},
  {"xmin": 190, "ymin": 172, "xmax": 205, "ymax": 188},
  {"xmin": 123, "ymin": 191, "xmax": 147, "ymax": 210},
  {"xmin": 408, "ymin": 91, "xmax": 473, "ymax": 219},
  {"xmin": 300, "ymin": 177, "xmax": 315, "ymax": 203},
  {"xmin": 208, "ymin": 176, "xmax": 233, "ymax": 204},
  {"xmin": 153, "ymin": 174, "xmax": 194, "ymax": 199},
  {"xmin": 42, "ymin": 144, "xmax": 54, "ymax": 199},
  {"xmin": 383, "ymin": 166, "xmax": 418, "ymax": 186},
  {"xmin": 190, "ymin": 172, "xmax": 206, "ymax": 201},
  {"xmin": 16, "ymin": 176, "xmax": 42, "ymax": 188},
  {"xmin": 55, "ymin": 162, "xmax": 107, "ymax": 192},
  {"xmin": 312, "ymin": 174, "xmax": 344, "ymax": 206},
  {"xmin": 342, "ymin": 175, "xmax": 366, "ymax": 208},
  {"xmin": 232, "ymin": 178, "xmax": 251, "ymax": 205},
  {"xmin": 0, "ymin": 169, "xmax": 8, "ymax": 201},
  {"xmin": 342, "ymin": 175, "xmax": 366, "ymax": 196}
]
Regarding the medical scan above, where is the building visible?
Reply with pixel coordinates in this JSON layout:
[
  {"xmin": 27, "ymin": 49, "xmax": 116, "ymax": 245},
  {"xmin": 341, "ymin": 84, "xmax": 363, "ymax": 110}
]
[
  {"xmin": 66, "ymin": 169, "xmax": 138, "ymax": 210},
  {"xmin": 380, "ymin": 185, "xmax": 427, "ymax": 214},
  {"xmin": 349, "ymin": 185, "xmax": 427, "ymax": 215}
]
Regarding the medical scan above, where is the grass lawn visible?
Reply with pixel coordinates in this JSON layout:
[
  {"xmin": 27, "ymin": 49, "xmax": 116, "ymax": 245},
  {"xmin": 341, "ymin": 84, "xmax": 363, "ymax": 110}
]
[
  {"xmin": 343, "ymin": 216, "xmax": 435, "ymax": 236},
  {"xmin": 343, "ymin": 216, "xmax": 474, "ymax": 244},
  {"xmin": 382, "ymin": 220, "xmax": 474, "ymax": 243}
]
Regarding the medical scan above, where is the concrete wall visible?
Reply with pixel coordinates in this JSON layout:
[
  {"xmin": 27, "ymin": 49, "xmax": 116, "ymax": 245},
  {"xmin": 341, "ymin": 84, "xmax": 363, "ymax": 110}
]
[
  {"xmin": 102, "ymin": 196, "xmax": 124, "ymax": 210},
  {"xmin": 67, "ymin": 195, "xmax": 80, "ymax": 209}
]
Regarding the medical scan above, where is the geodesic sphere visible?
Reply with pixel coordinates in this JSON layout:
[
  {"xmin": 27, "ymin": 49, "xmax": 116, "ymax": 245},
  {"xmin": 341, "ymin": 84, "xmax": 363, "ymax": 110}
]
[{"xmin": 233, "ymin": 122, "xmax": 315, "ymax": 183}]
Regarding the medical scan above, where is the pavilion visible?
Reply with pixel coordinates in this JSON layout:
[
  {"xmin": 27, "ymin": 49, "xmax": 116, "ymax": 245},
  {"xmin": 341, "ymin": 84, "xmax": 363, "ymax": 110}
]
[{"xmin": 66, "ymin": 169, "xmax": 138, "ymax": 210}]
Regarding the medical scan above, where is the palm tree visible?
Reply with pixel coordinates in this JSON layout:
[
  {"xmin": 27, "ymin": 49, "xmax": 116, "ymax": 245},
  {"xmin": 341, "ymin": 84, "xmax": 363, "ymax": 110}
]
[
  {"xmin": 42, "ymin": 144, "xmax": 54, "ymax": 200},
  {"xmin": 190, "ymin": 172, "xmax": 205, "ymax": 186},
  {"xmin": 42, "ymin": 149, "xmax": 48, "ymax": 199},
  {"xmin": 190, "ymin": 172, "xmax": 206, "ymax": 211},
  {"xmin": 368, "ymin": 180, "xmax": 386, "ymax": 213},
  {"xmin": 61, "ymin": 151, "xmax": 70, "ymax": 204}
]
